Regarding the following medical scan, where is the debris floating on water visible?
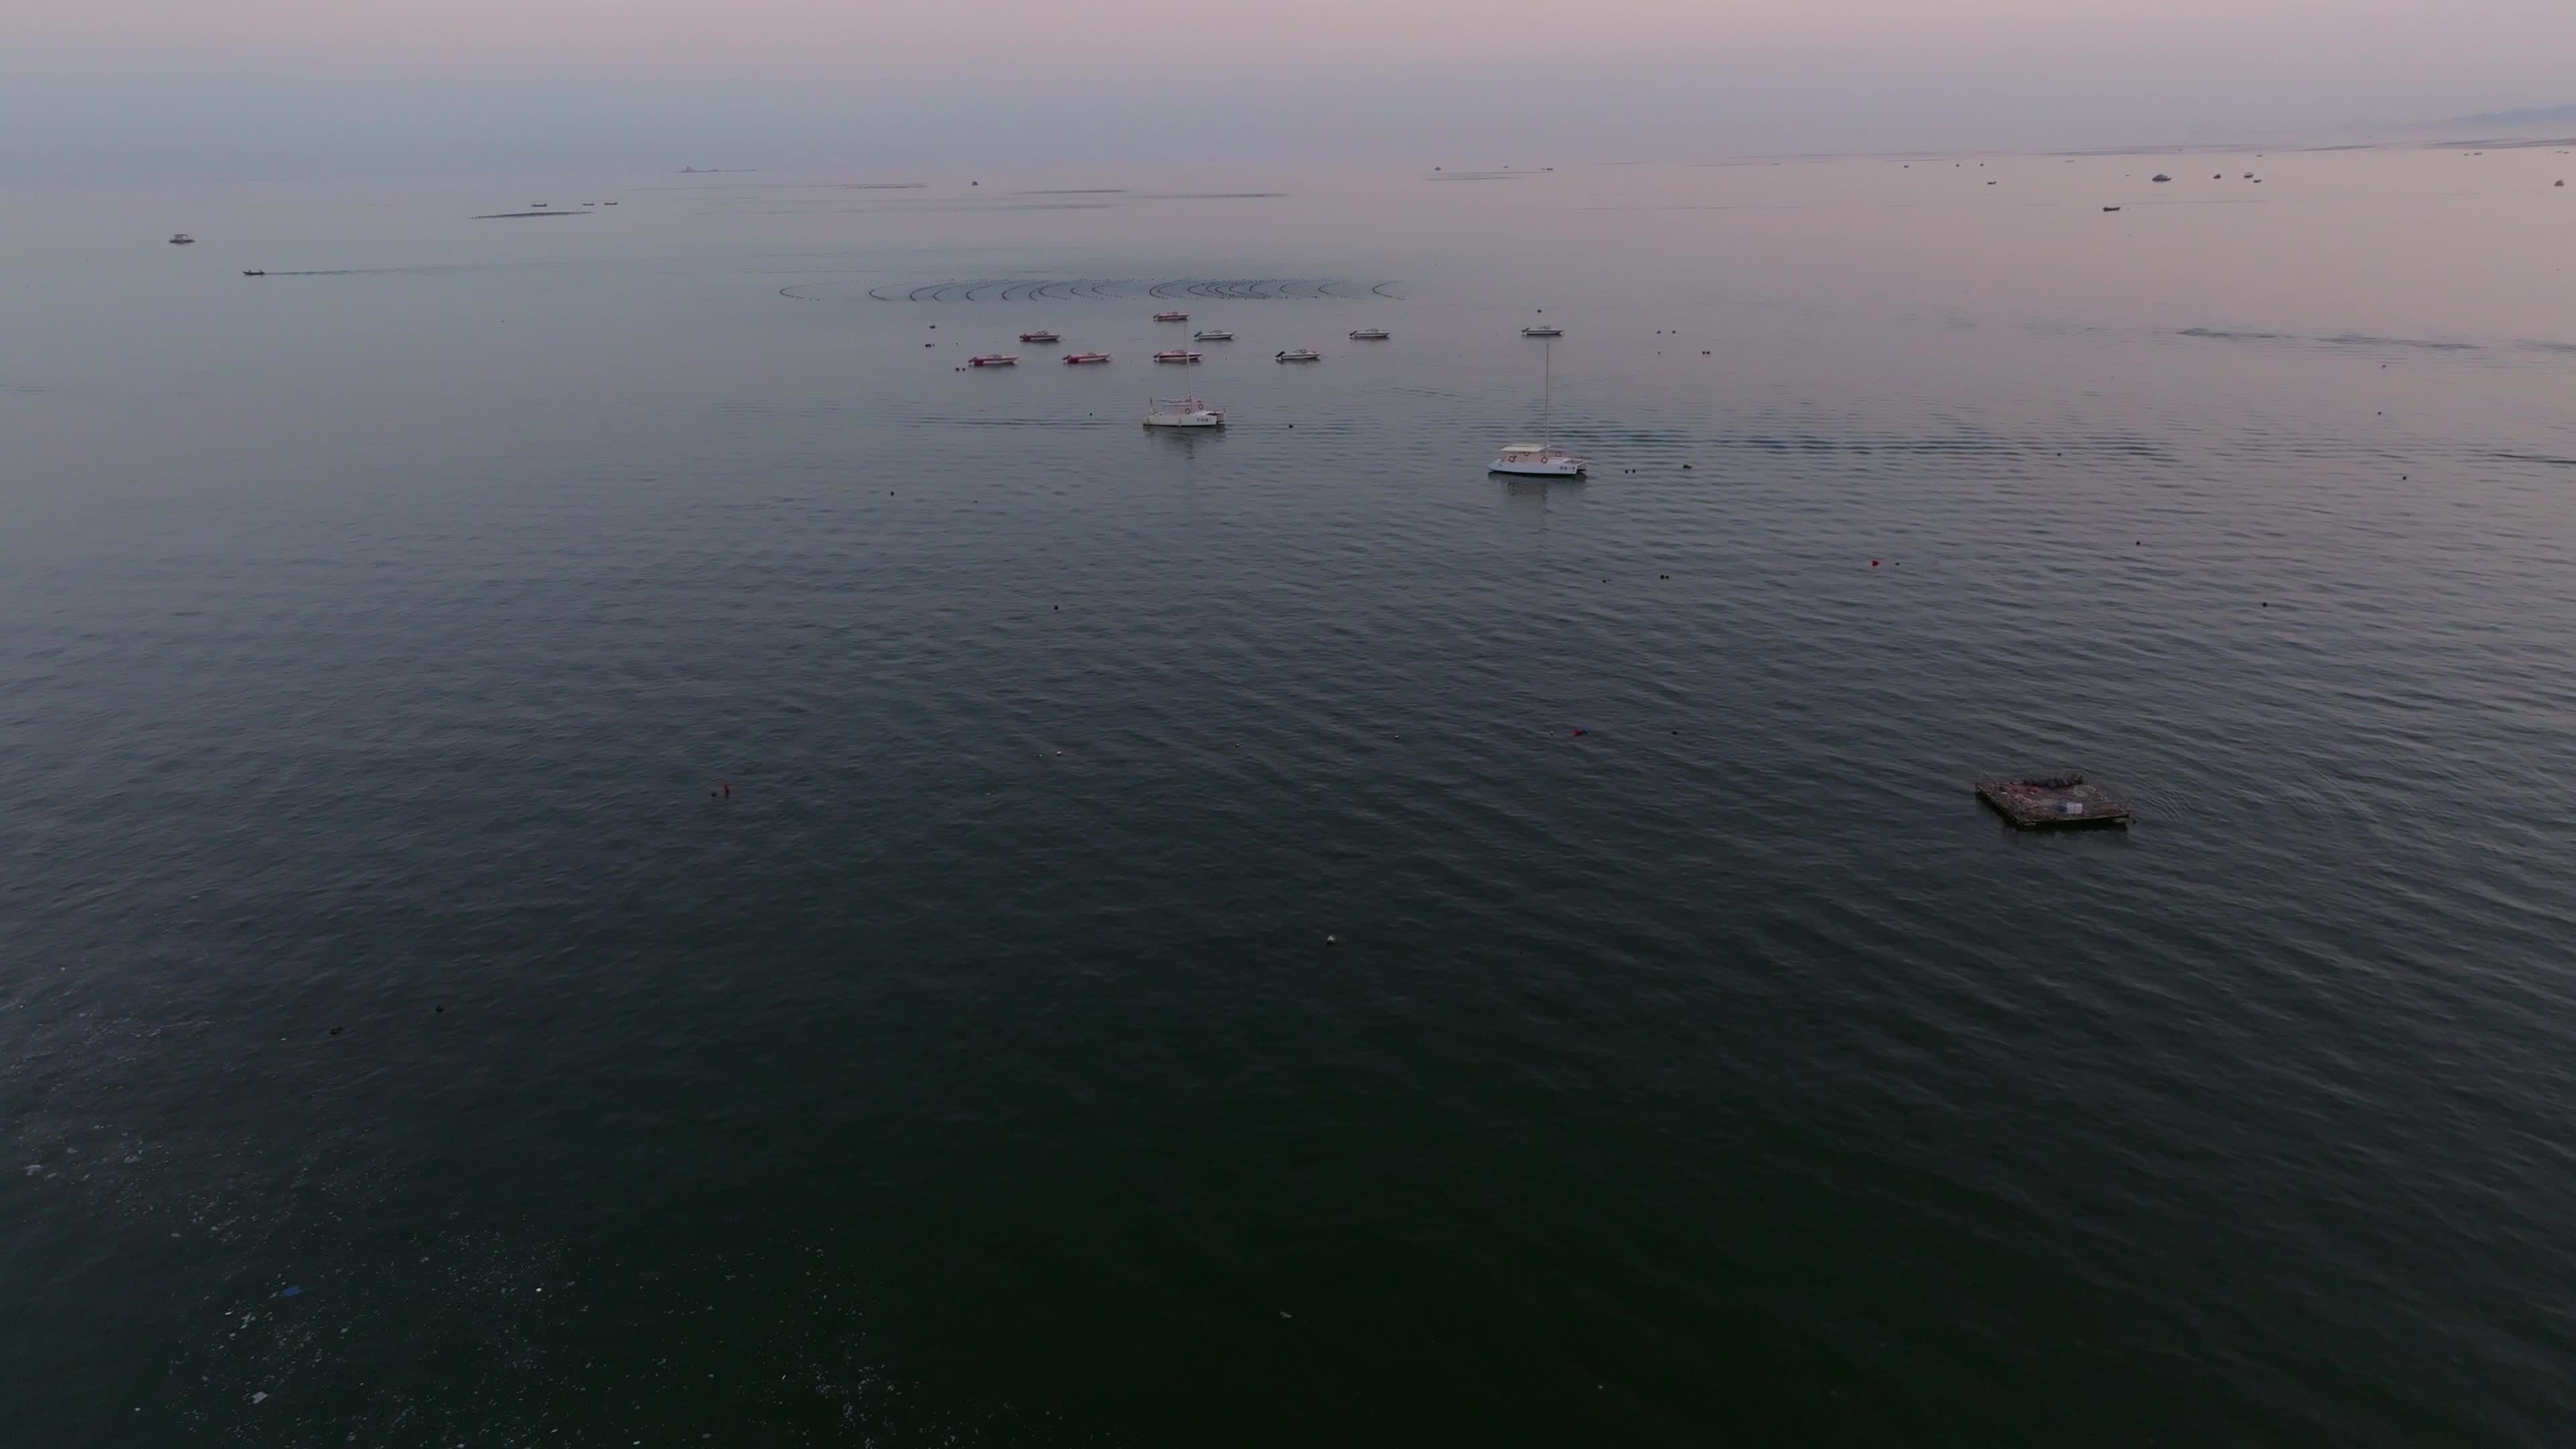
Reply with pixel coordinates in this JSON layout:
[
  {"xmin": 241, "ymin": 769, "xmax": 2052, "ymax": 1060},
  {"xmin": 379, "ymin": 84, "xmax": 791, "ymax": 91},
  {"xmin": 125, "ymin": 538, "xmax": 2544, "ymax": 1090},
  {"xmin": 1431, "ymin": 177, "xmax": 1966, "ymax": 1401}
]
[{"xmin": 1975, "ymin": 773, "xmax": 2133, "ymax": 829}]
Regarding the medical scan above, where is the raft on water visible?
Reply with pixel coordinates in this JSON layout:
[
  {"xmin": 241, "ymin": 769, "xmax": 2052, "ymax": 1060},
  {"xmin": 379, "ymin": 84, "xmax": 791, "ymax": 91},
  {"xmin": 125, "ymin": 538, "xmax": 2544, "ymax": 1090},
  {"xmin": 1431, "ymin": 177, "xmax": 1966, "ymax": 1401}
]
[{"xmin": 1974, "ymin": 773, "xmax": 2131, "ymax": 828}]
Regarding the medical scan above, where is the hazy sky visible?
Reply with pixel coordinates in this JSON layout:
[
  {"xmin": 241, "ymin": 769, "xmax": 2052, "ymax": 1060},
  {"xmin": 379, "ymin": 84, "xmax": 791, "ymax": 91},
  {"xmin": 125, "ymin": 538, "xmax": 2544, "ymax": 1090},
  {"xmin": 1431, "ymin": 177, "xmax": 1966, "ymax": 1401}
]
[{"xmin": 8, "ymin": 0, "xmax": 2575, "ymax": 178}]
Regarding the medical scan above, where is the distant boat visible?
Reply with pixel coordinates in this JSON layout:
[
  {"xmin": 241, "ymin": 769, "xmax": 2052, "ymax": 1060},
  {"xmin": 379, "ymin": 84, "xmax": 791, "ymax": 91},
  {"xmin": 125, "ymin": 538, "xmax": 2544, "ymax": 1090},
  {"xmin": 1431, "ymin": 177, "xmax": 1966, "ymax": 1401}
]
[
  {"xmin": 531, "ymin": 202, "xmax": 549, "ymax": 207},
  {"xmin": 1152, "ymin": 311, "xmax": 1189, "ymax": 322},
  {"xmin": 242, "ymin": 268, "xmax": 266, "ymax": 276},
  {"xmin": 1063, "ymin": 351, "xmax": 1111, "ymax": 365},
  {"xmin": 1275, "ymin": 348, "xmax": 1321, "ymax": 362},
  {"xmin": 1520, "ymin": 325, "xmax": 1561, "ymax": 337},
  {"xmin": 1192, "ymin": 329, "xmax": 1234, "ymax": 341},
  {"xmin": 1489, "ymin": 337, "xmax": 1587, "ymax": 477},
  {"xmin": 2102, "ymin": 206, "xmax": 2121, "ymax": 213},
  {"xmin": 1144, "ymin": 396, "xmax": 1224, "ymax": 428},
  {"xmin": 604, "ymin": 201, "xmax": 619, "ymax": 205},
  {"xmin": 1152, "ymin": 349, "xmax": 1203, "ymax": 364},
  {"xmin": 1018, "ymin": 329, "xmax": 1061, "ymax": 343},
  {"xmin": 1349, "ymin": 327, "xmax": 1390, "ymax": 340},
  {"xmin": 2151, "ymin": 174, "xmax": 2171, "ymax": 183},
  {"xmin": 967, "ymin": 354, "xmax": 1018, "ymax": 367},
  {"xmin": 168, "ymin": 233, "xmax": 195, "ymax": 245}
]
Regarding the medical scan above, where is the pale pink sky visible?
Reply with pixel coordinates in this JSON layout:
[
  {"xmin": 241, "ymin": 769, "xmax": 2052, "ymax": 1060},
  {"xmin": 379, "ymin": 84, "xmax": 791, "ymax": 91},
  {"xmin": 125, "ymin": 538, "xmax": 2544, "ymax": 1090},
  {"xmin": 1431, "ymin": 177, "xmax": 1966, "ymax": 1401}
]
[{"xmin": 8, "ymin": 0, "xmax": 2575, "ymax": 176}]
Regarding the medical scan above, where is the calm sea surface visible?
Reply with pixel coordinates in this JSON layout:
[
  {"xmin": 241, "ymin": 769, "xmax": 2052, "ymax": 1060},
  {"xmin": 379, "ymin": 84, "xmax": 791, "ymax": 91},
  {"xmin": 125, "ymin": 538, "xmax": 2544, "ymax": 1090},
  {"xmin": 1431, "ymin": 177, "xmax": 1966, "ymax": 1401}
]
[{"xmin": 5, "ymin": 149, "xmax": 2575, "ymax": 1444}]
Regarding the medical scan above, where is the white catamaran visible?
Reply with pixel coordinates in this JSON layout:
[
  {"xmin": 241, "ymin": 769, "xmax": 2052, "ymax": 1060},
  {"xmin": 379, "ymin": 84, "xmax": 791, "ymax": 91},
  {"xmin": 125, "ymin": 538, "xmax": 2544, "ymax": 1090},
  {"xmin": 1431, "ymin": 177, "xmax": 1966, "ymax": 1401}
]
[
  {"xmin": 1489, "ymin": 339, "xmax": 1586, "ymax": 477},
  {"xmin": 1143, "ymin": 396, "xmax": 1224, "ymax": 428}
]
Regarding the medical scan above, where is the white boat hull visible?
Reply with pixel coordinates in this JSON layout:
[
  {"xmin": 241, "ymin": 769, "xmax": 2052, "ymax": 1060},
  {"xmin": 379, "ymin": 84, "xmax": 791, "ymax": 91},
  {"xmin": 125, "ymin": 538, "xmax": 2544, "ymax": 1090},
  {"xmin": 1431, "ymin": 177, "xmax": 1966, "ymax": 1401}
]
[
  {"xmin": 1145, "ymin": 396, "xmax": 1224, "ymax": 427},
  {"xmin": 1489, "ymin": 458, "xmax": 1585, "ymax": 476}
]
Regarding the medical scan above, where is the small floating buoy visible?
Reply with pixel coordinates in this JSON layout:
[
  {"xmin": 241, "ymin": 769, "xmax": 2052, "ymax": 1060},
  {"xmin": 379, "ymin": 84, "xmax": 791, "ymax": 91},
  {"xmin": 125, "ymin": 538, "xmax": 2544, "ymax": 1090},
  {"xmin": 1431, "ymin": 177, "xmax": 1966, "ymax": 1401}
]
[
  {"xmin": 1325, "ymin": 934, "xmax": 1340, "ymax": 945},
  {"xmin": 1871, "ymin": 559, "xmax": 1880, "ymax": 567}
]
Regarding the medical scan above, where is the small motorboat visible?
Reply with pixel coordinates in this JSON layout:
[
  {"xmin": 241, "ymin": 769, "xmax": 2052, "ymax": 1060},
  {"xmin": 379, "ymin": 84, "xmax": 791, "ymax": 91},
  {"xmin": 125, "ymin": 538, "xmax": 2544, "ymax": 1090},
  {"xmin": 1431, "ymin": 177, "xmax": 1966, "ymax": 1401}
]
[
  {"xmin": 1018, "ymin": 330, "xmax": 1061, "ymax": 343},
  {"xmin": 967, "ymin": 354, "xmax": 1019, "ymax": 367},
  {"xmin": 1520, "ymin": 325, "xmax": 1561, "ymax": 337},
  {"xmin": 1275, "ymin": 348, "xmax": 1321, "ymax": 362},
  {"xmin": 2150, "ymin": 174, "xmax": 2171, "ymax": 183},
  {"xmin": 1144, "ymin": 396, "xmax": 1225, "ymax": 428},
  {"xmin": 1063, "ymin": 351, "xmax": 1112, "ymax": 365},
  {"xmin": 242, "ymin": 269, "xmax": 266, "ymax": 276},
  {"xmin": 1152, "ymin": 350, "xmax": 1203, "ymax": 364},
  {"xmin": 604, "ymin": 201, "xmax": 619, "ymax": 205},
  {"xmin": 1349, "ymin": 327, "xmax": 1390, "ymax": 340},
  {"xmin": 1192, "ymin": 329, "xmax": 1234, "ymax": 341},
  {"xmin": 2102, "ymin": 205, "xmax": 2121, "ymax": 213},
  {"xmin": 1489, "ymin": 443, "xmax": 1587, "ymax": 478},
  {"xmin": 168, "ymin": 233, "xmax": 195, "ymax": 245},
  {"xmin": 1153, "ymin": 311, "xmax": 1189, "ymax": 322}
]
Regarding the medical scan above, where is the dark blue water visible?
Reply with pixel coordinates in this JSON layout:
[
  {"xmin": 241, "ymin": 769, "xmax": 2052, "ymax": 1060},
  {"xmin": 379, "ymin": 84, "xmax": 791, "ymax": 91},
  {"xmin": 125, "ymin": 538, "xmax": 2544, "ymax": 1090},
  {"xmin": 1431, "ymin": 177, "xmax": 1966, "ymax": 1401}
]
[{"xmin": 6, "ymin": 152, "xmax": 2576, "ymax": 1444}]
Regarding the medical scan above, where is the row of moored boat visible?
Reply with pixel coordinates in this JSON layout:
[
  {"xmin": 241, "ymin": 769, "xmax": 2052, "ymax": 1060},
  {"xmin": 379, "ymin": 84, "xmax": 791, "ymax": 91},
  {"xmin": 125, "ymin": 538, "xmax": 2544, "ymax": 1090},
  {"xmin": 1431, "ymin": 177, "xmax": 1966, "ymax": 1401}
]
[
  {"xmin": 965, "ymin": 318, "xmax": 1559, "ymax": 370},
  {"xmin": 1059, "ymin": 323, "xmax": 1588, "ymax": 477}
]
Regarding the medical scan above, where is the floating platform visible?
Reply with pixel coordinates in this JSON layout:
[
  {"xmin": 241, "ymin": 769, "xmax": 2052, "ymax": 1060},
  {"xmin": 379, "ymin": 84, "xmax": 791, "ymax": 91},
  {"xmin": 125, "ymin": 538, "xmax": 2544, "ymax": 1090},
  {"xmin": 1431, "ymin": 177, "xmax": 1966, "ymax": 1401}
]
[{"xmin": 1975, "ymin": 773, "xmax": 2131, "ymax": 828}]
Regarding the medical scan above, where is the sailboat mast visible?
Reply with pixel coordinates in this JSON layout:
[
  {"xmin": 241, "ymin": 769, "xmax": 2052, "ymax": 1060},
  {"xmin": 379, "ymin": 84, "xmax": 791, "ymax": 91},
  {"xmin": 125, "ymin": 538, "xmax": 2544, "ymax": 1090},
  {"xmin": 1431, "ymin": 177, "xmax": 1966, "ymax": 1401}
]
[{"xmin": 1542, "ymin": 340, "xmax": 1551, "ymax": 446}]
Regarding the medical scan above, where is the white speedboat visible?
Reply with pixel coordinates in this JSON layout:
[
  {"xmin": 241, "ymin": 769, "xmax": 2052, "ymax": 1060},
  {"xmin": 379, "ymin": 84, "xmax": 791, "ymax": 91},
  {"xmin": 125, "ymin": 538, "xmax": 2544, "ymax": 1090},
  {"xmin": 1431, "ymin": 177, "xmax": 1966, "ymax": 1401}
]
[
  {"xmin": 1144, "ymin": 396, "xmax": 1224, "ymax": 428},
  {"xmin": 1063, "ymin": 351, "xmax": 1112, "ymax": 364},
  {"xmin": 169, "ymin": 233, "xmax": 195, "ymax": 245},
  {"xmin": 1489, "ymin": 443, "xmax": 1587, "ymax": 477},
  {"xmin": 1193, "ymin": 329, "xmax": 1234, "ymax": 341},
  {"xmin": 1152, "ymin": 349, "xmax": 1202, "ymax": 364},
  {"xmin": 1349, "ymin": 327, "xmax": 1390, "ymax": 340},
  {"xmin": 967, "ymin": 354, "xmax": 1018, "ymax": 367},
  {"xmin": 1275, "ymin": 348, "xmax": 1321, "ymax": 362},
  {"xmin": 1520, "ymin": 324, "xmax": 1561, "ymax": 337},
  {"xmin": 1019, "ymin": 329, "xmax": 1061, "ymax": 343},
  {"xmin": 1153, "ymin": 311, "xmax": 1189, "ymax": 322}
]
